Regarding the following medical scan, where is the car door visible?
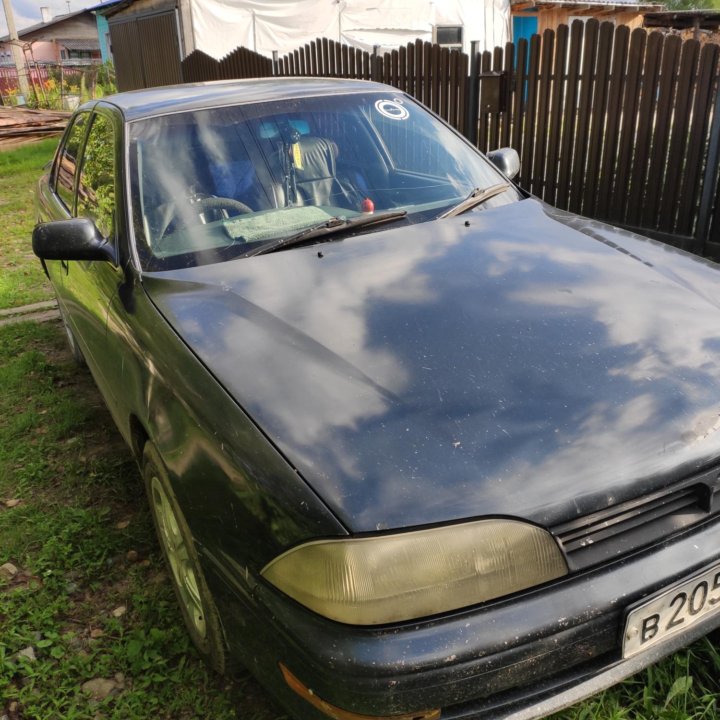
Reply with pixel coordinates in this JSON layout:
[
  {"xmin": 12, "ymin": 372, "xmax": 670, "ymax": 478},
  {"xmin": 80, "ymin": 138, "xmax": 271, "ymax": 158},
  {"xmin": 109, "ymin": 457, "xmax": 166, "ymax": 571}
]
[
  {"xmin": 57, "ymin": 107, "xmax": 127, "ymax": 413},
  {"xmin": 37, "ymin": 110, "xmax": 92, "ymax": 299}
]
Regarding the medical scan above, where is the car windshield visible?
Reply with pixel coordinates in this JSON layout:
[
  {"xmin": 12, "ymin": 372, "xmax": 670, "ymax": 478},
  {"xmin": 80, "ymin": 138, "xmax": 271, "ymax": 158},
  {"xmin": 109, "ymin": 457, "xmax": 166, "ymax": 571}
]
[{"xmin": 128, "ymin": 91, "xmax": 519, "ymax": 270}]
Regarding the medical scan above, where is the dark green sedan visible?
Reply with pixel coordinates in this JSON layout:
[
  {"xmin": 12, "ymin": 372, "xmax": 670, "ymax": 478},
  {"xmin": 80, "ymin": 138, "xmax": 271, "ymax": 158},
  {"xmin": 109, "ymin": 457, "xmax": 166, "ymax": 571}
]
[{"xmin": 33, "ymin": 78, "xmax": 720, "ymax": 720}]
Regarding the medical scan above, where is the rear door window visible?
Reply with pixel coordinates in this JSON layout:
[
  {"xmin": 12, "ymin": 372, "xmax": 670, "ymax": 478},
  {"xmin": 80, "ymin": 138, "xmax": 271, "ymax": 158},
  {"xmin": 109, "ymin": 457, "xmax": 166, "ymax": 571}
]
[{"xmin": 55, "ymin": 112, "xmax": 90, "ymax": 212}]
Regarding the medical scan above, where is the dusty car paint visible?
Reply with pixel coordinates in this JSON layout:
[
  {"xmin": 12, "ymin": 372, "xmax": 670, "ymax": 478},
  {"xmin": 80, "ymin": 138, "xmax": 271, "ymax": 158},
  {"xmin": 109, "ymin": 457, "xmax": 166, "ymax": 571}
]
[{"xmin": 143, "ymin": 199, "xmax": 720, "ymax": 532}]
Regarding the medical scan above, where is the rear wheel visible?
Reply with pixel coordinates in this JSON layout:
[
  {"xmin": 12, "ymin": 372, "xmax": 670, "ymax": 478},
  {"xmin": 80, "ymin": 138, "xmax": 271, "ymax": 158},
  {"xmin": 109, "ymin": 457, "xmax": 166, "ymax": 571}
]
[{"xmin": 142, "ymin": 442, "xmax": 227, "ymax": 674}]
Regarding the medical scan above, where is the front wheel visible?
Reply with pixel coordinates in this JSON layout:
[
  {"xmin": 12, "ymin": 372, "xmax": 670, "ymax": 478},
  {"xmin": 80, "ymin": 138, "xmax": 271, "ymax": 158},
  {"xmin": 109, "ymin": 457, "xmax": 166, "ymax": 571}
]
[{"xmin": 143, "ymin": 442, "xmax": 227, "ymax": 674}]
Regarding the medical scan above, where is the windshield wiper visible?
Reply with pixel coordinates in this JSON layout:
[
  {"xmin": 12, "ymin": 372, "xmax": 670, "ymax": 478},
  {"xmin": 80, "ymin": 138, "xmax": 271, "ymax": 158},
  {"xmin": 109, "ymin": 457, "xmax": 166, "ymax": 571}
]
[
  {"xmin": 245, "ymin": 210, "xmax": 408, "ymax": 258},
  {"xmin": 438, "ymin": 182, "xmax": 510, "ymax": 219}
]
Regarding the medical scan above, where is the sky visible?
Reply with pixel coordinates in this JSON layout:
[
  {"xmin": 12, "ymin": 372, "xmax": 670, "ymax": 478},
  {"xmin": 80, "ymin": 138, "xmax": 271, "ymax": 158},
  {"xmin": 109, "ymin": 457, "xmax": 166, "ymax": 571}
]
[{"xmin": 0, "ymin": 0, "xmax": 100, "ymax": 37}]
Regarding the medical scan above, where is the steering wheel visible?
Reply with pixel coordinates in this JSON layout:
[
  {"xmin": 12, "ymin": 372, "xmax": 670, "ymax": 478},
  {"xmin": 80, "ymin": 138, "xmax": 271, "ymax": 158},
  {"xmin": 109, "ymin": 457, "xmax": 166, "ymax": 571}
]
[
  {"xmin": 192, "ymin": 196, "xmax": 253, "ymax": 216},
  {"xmin": 156, "ymin": 196, "xmax": 254, "ymax": 248}
]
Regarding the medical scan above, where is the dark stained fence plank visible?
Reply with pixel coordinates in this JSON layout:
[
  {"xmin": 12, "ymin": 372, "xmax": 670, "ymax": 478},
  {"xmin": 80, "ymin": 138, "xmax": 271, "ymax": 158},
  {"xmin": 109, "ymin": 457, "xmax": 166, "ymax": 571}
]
[
  {"xmin": 610, "ymin": 28, "xmax": 646, "ymax": 223},
  {"xmin": 626, "ymin": 30, "xmax": 664, "ymax": 227},
  {"xmin": 511, "ymin": 39, "xmax": 528, "ymax": 159},
  {"xmin": 322, "ymin": 38, "xmax": 329, "ymax": 75},
  {"xmin": 520, "ymin": 34, "xmax": 541, "ymax": 186},
  {"xmin": 531, "ymin": 28, "xmax": 555, "ymax": 198},
  {"xmin": 696, "ymin": 83, "xmax": 720, "ymax": 252},
  {"xmin": 430, "ymin": 43, "xmax": 441, "ymax": 113},
  {"xmin": 440, "ymin": 48, "xmax": 450, "ymax": 121},
  {"xmin": 406, "ymin": 42, "xmax": 415, "ymax": 97},
  {"xmin": 391, "ymin": 48, "xmax": 399, "ymax": 88},
  {"xmin": 466, "ymin": 45, "xmax": 481, "ymax": 145},
  {"xmin": 659, "ymin": 41, "xmax": 699, "ymax": 231},
  {"xmin": 568, "ymin": 18, "xmax": 598, "ymax": 215},
  {"xmin": 641, "ymin": 33, "xmax": 681, "ymax": 230},
  {"xmin": 544, "ymin": 24, "xmax": 568, "ymax": 207},
  {"xmin": 423, "ymin": 41, "xmax": 432, "ymax": 106},
  {"xmin": 335, "ymin": 39, "xmax": 343, "ymax": 77},
  {"xmin": 448, "ymin": 50, "xmax": 459, "ymax": 129},
  {"xmin": 555, "ymin": 20, "xmax": 584, "ymax": 211},
  {"xmin": 677, "ymin": 43, "xmax": 719, "ymax": 239},
  {"xmin": 457, "ymin": 51, "xmax": 469, "ymax": 136},
  {"xmin": 478, "ymin": 50, "xmax": 492, "ymax": 152},
  {"xmin": 399, "ymin": 45, "xmax": 407, "ymax": 92},
  {"xmin": 487, "ymin": 45, "xmax": 503, "ymax": 149},
  {"xmin": 499, "ymin": 41, "xmax": 514, "ymax": 150},
  {"xmin": 595, "ymin": 24, "xmax": 629, "ymax": 220},
  {"xmin": 582, "ymin": 21, "xmax": 614, "ymax": 217}
]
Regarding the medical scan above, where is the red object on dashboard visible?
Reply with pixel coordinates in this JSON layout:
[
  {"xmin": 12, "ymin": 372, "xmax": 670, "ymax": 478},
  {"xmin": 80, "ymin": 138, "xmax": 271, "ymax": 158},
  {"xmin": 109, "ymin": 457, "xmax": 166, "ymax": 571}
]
[{"xmin": 361, "ymin": 197, "xmax": 375, "ymax": 214}]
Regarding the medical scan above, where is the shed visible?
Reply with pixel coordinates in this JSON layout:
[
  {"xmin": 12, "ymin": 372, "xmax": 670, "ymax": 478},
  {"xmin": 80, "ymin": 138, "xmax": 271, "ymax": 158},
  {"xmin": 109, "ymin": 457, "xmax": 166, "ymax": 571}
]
[
  {"xmin": 102, "ymin": 0, "xmax": 510, "ymax": 90},
  {"xmin": 511, "ymin": 0, "xmax": 663, "ymax": 42}
]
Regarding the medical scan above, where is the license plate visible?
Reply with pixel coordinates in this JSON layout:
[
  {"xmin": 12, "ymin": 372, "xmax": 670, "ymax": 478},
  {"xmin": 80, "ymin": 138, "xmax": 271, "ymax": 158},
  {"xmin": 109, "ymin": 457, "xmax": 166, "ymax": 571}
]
[{"xmin": 623, "ymin": 563, "xmax": 720, "ymax": 658}]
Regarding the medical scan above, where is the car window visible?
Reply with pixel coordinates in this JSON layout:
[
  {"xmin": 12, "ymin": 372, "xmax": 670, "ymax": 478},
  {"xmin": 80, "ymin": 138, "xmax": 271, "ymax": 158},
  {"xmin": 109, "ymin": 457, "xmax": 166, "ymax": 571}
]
[
  {"xmin": 366, "ymin": 102, "xmax": 454, "ymax": 177},
  {"xmin": 55, "ymin": 112, "xmax": 89, "ymax": 212},
  {"xmin": 128, "ymin": 92, "xmax": 516, "ymax": 271},
  {"xmin": 76, "ymin": 113, "xmax": 116, "ymax": 239}
]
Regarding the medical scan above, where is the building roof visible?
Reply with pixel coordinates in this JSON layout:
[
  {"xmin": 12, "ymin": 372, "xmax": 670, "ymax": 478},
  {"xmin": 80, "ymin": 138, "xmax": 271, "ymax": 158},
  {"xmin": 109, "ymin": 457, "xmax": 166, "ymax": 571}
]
[
  {"xmin": 87, "ymin": 0, "xmax": 129, "ymax": 14},
  {"xmin": 59, "ymin": 38, "xmax": 101, "ymax": 51},
  {"xmin": 512, "ymin": 0, "xmax": 663, "ymax": 10},
  {"xmin": 0, "ymin": 9, "xmax": 94, "ymax": 43}
]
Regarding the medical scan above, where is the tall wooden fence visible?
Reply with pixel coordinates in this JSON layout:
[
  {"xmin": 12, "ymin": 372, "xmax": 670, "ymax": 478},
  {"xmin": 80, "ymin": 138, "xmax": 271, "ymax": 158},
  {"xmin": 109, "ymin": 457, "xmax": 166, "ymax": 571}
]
[{"xmin": 181, "ymin": 22, "xmax": 720, "ymax": 260}]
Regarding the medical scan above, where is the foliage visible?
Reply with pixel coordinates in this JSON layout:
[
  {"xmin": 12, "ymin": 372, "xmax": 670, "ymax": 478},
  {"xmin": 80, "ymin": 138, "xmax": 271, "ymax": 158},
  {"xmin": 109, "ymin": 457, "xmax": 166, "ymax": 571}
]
[
  {"xmin": 664, "ymin": 0, "xmax": 720, "ymax": 9},
  {"xmin": 0, "ymin": 139, "xmax": 58, "ymax": 310},
  {"xmin": 0, "ymin": 321, "xmax": 286, "ymax": 720},
  {"xmin": 25, "ymin": 62, "xmax": 117, "ymax": 111}
]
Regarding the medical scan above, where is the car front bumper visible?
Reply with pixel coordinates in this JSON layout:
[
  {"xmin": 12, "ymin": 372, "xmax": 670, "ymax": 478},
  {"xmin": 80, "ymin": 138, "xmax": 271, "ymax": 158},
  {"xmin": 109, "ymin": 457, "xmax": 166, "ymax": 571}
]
[{"xmin": 211, "ymin": 517, "xmax": 720, "ymax": 720}]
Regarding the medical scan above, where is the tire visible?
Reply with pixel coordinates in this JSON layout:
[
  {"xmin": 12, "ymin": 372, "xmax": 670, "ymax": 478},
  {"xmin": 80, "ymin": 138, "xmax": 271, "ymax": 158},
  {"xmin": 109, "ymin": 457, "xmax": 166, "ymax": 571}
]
[{"xmin": 142, "ymin": 442, "xmax": 227, "ymax": 674}]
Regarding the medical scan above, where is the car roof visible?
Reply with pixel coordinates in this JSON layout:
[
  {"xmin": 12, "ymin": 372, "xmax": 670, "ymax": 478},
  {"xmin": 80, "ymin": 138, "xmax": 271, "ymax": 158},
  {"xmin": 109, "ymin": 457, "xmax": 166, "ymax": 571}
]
[{"xmin": 94, "ymin": 77, "xmax": 394, "ymax": 121}]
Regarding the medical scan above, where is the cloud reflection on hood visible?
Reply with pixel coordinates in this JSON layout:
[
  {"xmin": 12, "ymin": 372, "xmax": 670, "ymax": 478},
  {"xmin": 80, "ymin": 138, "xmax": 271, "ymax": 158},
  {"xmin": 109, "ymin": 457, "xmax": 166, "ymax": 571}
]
[{"xmin": 146, "ymin": 200, "xmax": 720, "ymax": 531}]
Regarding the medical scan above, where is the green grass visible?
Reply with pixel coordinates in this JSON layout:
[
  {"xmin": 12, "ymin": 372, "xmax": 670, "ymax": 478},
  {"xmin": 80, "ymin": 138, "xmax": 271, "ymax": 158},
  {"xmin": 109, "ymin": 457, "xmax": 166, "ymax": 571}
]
[
  {"xmin": 0, "ymin": 321, "xmax": 285, "ymax": 719},
  {"xmin": 2, "ymin": 140, "xmax": 720, "ymax": 720},
  {"xmin": 0, "ymin": 138, "xmax": 58, "ymax": 310}
]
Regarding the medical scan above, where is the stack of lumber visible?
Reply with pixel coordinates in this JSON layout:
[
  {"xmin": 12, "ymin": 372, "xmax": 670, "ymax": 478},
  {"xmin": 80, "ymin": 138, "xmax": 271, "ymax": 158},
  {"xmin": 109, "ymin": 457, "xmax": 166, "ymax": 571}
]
[{"xmin": 0, "ymin": 107, "xmax": 70, "ymax": 149}]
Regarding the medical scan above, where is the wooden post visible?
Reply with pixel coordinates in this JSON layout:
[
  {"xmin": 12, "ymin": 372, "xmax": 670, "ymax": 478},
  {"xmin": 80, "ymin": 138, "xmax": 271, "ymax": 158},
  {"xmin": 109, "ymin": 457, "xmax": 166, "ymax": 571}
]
[{"xmin": 1, "ymin": 0, "xmax": 32, "ymax": 102}]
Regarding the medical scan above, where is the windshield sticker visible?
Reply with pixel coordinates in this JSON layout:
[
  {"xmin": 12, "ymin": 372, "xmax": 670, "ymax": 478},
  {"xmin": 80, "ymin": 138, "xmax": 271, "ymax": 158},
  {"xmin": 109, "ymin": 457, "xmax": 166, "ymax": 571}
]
[{"xmin": 375, "ymin": 99, "xmax": 409, "ymax": 121}]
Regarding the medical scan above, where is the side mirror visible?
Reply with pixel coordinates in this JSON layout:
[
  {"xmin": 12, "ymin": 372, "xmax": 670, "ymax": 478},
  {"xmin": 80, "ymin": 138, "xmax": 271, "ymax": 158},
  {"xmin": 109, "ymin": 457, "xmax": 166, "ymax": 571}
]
[
  {"xmin": 32, "ymin": 218, "xmax": 116, "ymax": 264},
  {"xmin": 487, "ymin": 148, "xmax": 520, "ymax": 181}
]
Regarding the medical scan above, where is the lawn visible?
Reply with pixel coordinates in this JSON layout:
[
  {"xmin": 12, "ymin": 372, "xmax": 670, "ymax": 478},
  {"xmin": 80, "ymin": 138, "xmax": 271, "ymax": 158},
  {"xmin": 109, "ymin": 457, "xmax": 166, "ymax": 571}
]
[
  {"xmin": 0, "ymin": 139, "xmax": 58, "ymax": 310},
  {"xmin": 2, "ymin": 140, "xmax": 719, "ymax": 720}
]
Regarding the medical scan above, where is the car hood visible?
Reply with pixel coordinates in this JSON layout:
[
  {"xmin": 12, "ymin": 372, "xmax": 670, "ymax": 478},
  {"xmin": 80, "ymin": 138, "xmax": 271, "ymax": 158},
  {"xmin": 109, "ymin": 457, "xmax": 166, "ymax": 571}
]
[{"xmin": 143, "ymin": 199, "xmax": 720, "ymax": 532}]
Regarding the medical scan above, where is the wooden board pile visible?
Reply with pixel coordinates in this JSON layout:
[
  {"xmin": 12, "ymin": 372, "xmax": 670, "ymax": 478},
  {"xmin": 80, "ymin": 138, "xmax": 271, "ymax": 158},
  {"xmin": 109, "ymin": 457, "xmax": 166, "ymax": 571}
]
[{"xmin": 0, "ymin": 107, "xmax": 70, "ymax": 149}]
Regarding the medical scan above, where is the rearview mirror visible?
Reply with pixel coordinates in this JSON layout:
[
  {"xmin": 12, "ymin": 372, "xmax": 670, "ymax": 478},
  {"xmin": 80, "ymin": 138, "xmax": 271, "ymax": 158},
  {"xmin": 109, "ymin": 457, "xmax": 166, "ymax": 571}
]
[
  {"xmin": 32, "ymin": 218, "xmax": 116, "ymax": 264},
  {"xmin": 487, "ymin": 148, "xmax": 520, "ymax": 181}
]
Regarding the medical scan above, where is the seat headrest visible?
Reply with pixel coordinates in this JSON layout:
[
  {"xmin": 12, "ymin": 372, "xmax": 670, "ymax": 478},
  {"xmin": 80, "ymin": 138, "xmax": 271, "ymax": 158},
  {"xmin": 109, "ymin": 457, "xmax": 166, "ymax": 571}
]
[{"xmin": 294, "ymin": 136, "xmax": 339, "ymax": 183}]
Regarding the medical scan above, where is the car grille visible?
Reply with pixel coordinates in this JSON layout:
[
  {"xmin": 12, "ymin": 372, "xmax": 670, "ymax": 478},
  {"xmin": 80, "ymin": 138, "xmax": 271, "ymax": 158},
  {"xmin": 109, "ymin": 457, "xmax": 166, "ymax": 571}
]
[{"xmin": 551, "ymin": 464, "xmax": 720, "ymax": 571}]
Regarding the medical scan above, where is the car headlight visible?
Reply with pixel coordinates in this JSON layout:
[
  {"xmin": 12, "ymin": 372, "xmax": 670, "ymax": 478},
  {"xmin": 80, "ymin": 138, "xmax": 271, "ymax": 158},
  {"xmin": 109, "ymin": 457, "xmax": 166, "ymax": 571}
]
[{"xmin": 261, "ymin": 519, "xmax": 568, "ymax": 625}]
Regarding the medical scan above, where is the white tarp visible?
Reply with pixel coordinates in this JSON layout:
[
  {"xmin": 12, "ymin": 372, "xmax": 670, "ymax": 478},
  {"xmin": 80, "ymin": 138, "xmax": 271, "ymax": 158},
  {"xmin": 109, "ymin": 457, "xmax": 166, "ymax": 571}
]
[{"xmin": 189, "ymin": 0, "xmax": 510, "ymax": 60}]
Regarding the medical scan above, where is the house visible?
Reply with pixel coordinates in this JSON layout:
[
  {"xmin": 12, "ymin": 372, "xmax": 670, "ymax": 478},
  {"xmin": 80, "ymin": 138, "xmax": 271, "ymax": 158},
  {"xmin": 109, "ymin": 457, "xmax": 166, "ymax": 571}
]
[
  {"xmin": 511, "ymin": 0, "xmax": 663, "ymax": 44},
  {"xmin": 0, "ymin": 8, "xmax": 101, "ymax": 67},
  {"xmin": 100, "ymin": 0, "xmax": 511, "ymax": 91}
]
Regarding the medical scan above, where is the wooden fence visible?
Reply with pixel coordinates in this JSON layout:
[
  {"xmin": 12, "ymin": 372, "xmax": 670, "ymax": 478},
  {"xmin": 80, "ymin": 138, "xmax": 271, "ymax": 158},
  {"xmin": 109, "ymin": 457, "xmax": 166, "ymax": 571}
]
[{"xmin": 181, "ymin": 22, "xmax": 720, "ymax": 259}]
